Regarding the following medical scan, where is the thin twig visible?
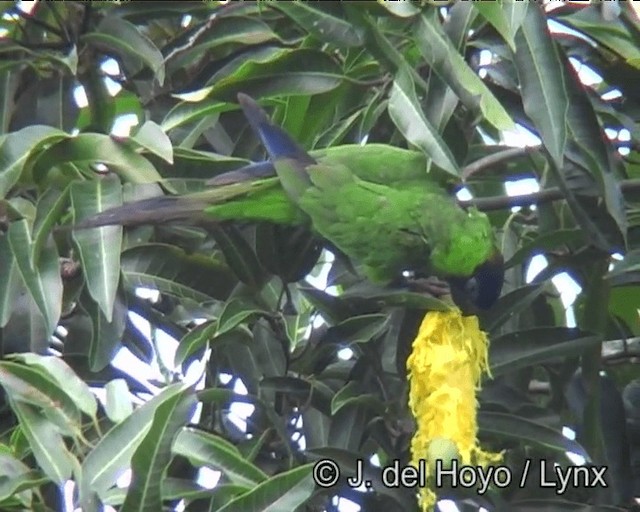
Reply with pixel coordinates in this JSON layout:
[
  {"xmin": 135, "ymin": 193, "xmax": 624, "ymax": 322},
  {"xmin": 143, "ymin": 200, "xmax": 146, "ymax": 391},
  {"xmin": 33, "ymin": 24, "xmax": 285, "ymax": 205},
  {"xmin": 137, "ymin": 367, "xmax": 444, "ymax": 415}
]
[
  {"xmin": 460, "ymin": 178, "xmax": 640, "ymax": 211},
  {"xmin": 462, "ymin": 147, "xmax": 536, "ymax": 181}
]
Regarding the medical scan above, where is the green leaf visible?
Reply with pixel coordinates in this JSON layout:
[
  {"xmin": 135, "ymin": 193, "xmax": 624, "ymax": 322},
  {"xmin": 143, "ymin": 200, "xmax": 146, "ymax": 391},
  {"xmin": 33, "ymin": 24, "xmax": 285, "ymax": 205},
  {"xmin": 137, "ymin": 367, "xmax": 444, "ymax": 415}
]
[
  {"xmin": 166, "ymin": 16, "xmax": 281, "ymax": 72},
  {"xmin": 560, "ymin": 50, "xmax": 627, "ymax": 243},
  {"xmin": 32, "ymin": 134, "xmax": 163, "ymax": 184},
  {"xmin": 173, "ymin": 428, "xmax": 267, "ymax": 488},
  {"xmin": 0, "ymin": 361, "xmax": 82, "ymax": 435},
  {"xmin": 204, "ymin": 48, "xmax": 344, "ymax": 101},
  {"xmin": 104, "ymin": 379, "xmax": 134, "ymax": 423},
  {"xmin": 421, "ymin": 2, "xmax": 476, "ymax": 131},
  {"xmin": 104, "ymin": 480, "xmax": 248, "ymax": 506},
  {"xmin": 299, "ymin": 286, "xmax": 353, "ymax": 324},
  {"xmin": 505, "ymin": 229, "xmax": 585, "ymax": 269},
  {"xmin": 502, "ymin": 0, "xmax": 529, "ymax": 46},
  {"xmin": 161, "ymin": 100, "xmax": 234, "ymax": 132},
  {"xmin": 260, "ymin": 376, "xmax": 312, "ymax": 400},
  {"xmin": 129, "ymin": 121, "xmax": 173, "ymax": 164},
  {"xmin": 479, "ymin": 411, "xmax": 589, "ymax": 460},
  {"xmin": 84, "ymin": 17, "xmax": 165, "ymax": 86},
  {"xmin": 414, "ymin": 11, "xmax": 514, "ymax": 131},
  {"xmin": 212, "ymin": 225, "xmax": 267, "ymax": 289},
  {"xmin": 388, "ymin": 66, "xmax": 460, "ymax": 177},
  {"xmin": 32, "ymin": 185, "xmax": 70, "ymax": 262},
  {"xmin": 160, "ymin": 147, "xmax": 250, "ymax": 180},
  {"xmin": 81, "ymin": 288, "xmax": 127, "ymax": 372},
  {"xmin": 0, "ymin": 234, "xmax": 21, "ymax": 327},
  {"xmin": 71, "ymin": 177, "xmax": 123, "ymax": 322},
  {"xmin": 329, "ymin": 314, "xmax": 389, "ymax": 345},
  {"xmin": 608, "ymin": 286, "xmax": 640, "ymax": 336},
  {"xmin": 252, "ymin": 318, "xmax": 286, "ymax": 378},
  {"xmin": 9, "ymin": 354, "xmax": 97, "ymax": 419},
  {"xmin": 329, "ymin": 401, "xmax": 370, "ymax": 451},
  {"xmin": 0, "ymin": 68, "xmax": 19, "ymax": 134},
  {"xmin": 513, "ymin": 2, "xmax": 568, "ymax": 166},
  {"xmin": 560, "ymin": 8, "xmax": 640, "ymax": 66},
  {"xmin": 0, "ymin": 460, "xmax": 44, "ymax": 503},
  {"xmin": 84, "ymin": 65, "xmax": 117, "ymax": 134},
  {"xmin": 489, "ymin": 327, "xmax": 601, "ymax": 376},
  {"xmin": 271, "ymin": 3, "xmax": 365, "ymax": 47},
  {"xmin": 0, "ymin": 125, "xmax": 66, "ymax": 198},
  {"xmin": 485, "ymin": 283, "xmax": 546, "ymax": 333},
  {"xmin": 216, "ymin": 298, "xmax": 268, "ymax": 337},
  {"xmin": 608, "ymin": 248, "xmax": 640, "ymax": 277},
  {"xmin": 10, "ymin": 402, "xmax": 76, "ymax": 485},
  {"xmin": 331, "ymin": 381, "xmax": 383, "ymax": 415},
  {"xmin": 377, "ymin": 1, "xmax": 420, "ymax": 17},
  {"xmin": 7, "ymin": 220, "xmax": 62, "ymax": 335},
  {"xmin": 174, "ymin": 321, "xmax": 218, "ymax": 367},
  {"xmin": 473, "ymin": 1, "xmax": 519, "ymax": 51},
  {"xmin": 122, "ymin": 388, "xmax": 196, "ymax": 512},
  {"xmin": 215, "ymin": 463, "xmax": 315, "ymax": 512},
  {"xmin": 121, "ymin": 244, "xmax": 237, "ymax": 302},
  {"xmin": 80, "ymin": 383, "xmax": 188, "ymax": 504},
  {"xmin": 0, "ymin": 290, "xmax": 49, "ymax": 354}
]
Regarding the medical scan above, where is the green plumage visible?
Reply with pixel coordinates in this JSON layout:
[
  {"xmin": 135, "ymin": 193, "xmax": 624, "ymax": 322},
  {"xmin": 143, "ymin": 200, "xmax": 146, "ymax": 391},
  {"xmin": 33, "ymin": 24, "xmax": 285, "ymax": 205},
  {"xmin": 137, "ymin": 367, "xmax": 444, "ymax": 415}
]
[{"xmin": 197, "ymin": 143, "xmax": 494, "ymax": 284}]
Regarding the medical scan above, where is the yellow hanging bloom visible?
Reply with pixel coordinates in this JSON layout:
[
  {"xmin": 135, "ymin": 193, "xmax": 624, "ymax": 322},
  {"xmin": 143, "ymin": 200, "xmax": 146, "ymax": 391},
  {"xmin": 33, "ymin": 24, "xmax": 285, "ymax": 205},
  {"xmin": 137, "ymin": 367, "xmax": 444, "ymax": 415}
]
[{"xmin": 406, "ymin": 308, "xmax": 502, "ymax": 511}]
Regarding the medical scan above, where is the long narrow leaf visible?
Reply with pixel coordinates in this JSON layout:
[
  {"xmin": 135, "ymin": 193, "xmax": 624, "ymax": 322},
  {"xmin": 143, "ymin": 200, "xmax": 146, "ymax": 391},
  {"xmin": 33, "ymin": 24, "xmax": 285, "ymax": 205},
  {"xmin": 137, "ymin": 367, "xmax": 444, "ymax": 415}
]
[
  {"xmin": 71, "ymin": 177, "xmax": 123, "ymax": 322},
  {"xmin": 121, "ymin": 388, "xmax": 197, "ymax": 512},
  {"xmin": 513, "ymin": 2, "xmax": 568, "ymax": 166},
  {"xmin": 7, "ymin": 220, "xmax": 62, "ymax": 335}
]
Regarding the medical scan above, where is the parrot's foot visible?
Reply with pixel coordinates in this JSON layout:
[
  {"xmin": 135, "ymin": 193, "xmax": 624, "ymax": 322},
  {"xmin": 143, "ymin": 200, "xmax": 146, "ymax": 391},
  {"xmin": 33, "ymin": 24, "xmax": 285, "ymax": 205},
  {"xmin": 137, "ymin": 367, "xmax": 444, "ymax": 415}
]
[{"xmin": 406, "ymin": 276, "xmax": 452, "ymax": 300}]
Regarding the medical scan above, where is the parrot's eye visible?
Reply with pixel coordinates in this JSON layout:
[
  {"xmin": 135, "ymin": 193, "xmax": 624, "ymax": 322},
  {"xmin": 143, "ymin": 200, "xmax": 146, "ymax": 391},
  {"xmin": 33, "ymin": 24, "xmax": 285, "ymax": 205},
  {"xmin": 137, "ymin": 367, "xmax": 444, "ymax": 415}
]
[{"xmin": 464, "ymin": 277, "xmax": 479, "ymax": 301}]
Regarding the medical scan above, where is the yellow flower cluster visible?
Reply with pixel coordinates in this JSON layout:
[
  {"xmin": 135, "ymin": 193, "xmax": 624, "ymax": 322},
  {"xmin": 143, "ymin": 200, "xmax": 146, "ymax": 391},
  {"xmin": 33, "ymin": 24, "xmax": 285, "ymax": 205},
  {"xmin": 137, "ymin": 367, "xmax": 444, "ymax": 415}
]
[{"xmin": 406, "ymin": 308, "xmax": 502, "ymax": 511}]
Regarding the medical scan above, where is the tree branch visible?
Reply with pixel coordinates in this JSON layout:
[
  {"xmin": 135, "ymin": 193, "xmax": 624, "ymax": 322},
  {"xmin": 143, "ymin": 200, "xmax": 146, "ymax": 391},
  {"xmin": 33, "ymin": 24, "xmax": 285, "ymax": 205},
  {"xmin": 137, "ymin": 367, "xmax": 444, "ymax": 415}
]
[
  {"xmin": 459, "ymin": 178, "xmax": 640, "ymax": 211},
  {"xmin": 462, "ymin": 147, "xmax": 536, "ymax": 181}
]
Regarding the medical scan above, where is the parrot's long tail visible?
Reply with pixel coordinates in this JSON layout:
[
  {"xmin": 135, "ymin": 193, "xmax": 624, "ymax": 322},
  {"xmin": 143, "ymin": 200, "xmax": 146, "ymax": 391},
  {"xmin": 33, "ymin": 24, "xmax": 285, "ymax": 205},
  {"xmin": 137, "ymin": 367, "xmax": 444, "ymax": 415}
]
[
  {"xmin": 237, "ymin": 93, "xmax": 315, "ymax": 167},
  {"xmin": 207, "ymin": 161, "xmax": 276, "ymax": 186},
  {"xmin": 72, "ymin": 195, "xmax": 211, "ymax": 229}
]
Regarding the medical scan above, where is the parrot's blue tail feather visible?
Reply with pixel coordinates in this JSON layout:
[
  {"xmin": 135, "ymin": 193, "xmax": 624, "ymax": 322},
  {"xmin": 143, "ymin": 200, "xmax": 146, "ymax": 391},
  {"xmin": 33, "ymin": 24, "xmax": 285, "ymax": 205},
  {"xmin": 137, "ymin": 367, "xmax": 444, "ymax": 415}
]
[
  {"xmin": 237, "ymin": 93, "xmax": 315, "ymax": 166},
  {"xmin": 207, "ymin": 161, "xmax": 276, "ymax": 186}
]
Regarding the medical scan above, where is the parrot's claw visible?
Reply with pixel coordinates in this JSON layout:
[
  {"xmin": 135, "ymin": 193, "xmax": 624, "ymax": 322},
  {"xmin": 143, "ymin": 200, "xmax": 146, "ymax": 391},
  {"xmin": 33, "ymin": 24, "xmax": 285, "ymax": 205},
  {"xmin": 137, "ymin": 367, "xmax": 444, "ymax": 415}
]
[{"xmin": 406, "ymin": 276, "xmax": 451, "ymax": 299}]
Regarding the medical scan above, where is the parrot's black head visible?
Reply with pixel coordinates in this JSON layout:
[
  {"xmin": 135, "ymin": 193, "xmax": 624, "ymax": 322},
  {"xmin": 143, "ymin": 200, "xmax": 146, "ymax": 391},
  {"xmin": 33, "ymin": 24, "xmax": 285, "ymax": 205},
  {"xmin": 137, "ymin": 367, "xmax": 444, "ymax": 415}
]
[{"xmin": 450, "ymin": 251, "xmax": 504, "ymax": 312}]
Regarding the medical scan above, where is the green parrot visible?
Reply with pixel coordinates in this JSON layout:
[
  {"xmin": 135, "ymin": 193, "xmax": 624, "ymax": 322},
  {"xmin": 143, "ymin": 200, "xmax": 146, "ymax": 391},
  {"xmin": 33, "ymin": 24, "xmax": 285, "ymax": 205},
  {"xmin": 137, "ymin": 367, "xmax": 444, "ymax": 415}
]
[{"xmin": 75, "ymin": 94, "xmax": 504, "ymax": 309}]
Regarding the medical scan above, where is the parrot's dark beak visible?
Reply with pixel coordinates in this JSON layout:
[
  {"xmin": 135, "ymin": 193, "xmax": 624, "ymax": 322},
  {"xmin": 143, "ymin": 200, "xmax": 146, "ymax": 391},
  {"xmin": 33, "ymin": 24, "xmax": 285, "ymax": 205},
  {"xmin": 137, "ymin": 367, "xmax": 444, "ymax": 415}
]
[
  {"xmin": 471, "ymin": 251, "xmax": 505, "ymax": 310},
  {"xmin": 449, "ymin": 251, "xmax": 504, "ymax": 312}
]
